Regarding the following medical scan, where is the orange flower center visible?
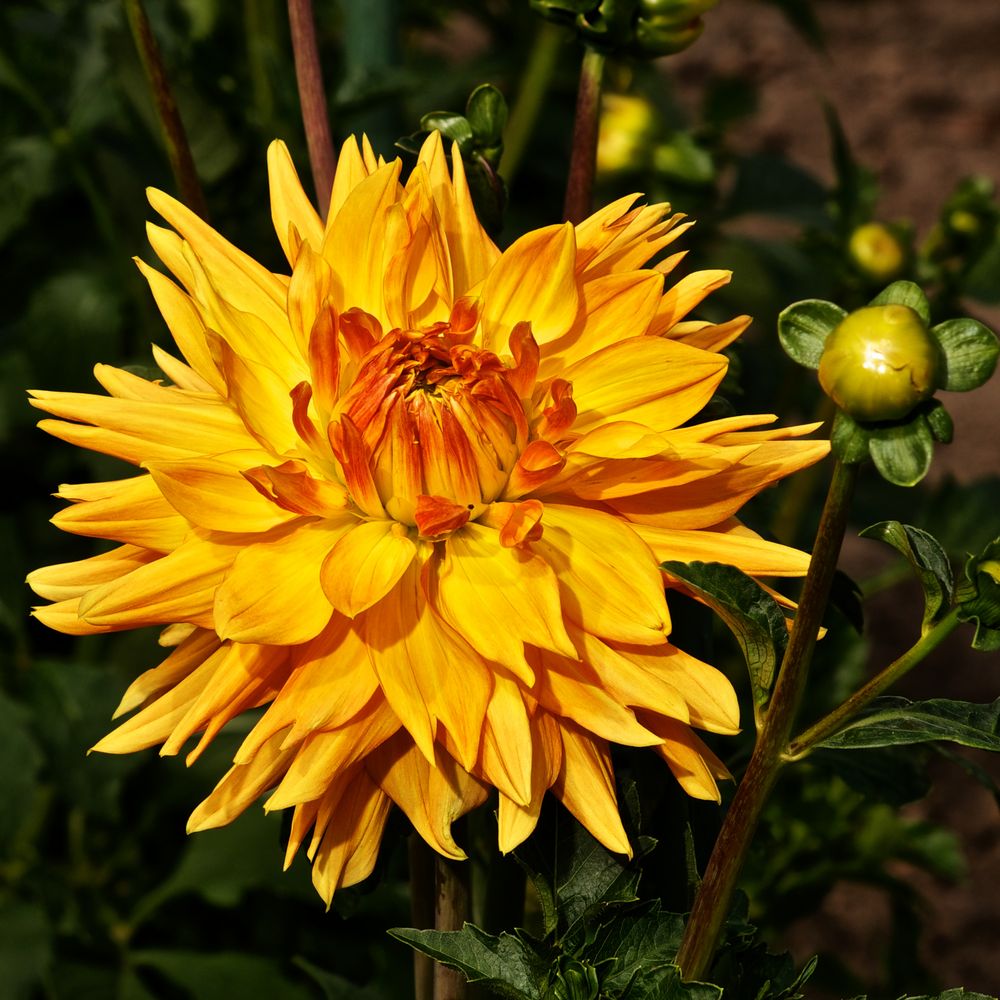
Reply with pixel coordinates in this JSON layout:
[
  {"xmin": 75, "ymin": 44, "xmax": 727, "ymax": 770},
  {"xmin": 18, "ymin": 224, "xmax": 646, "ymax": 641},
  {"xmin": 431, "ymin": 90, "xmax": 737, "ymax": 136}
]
[{"xmin": 337, "ymin": 323, "xmax": 529, "ymax": 532}]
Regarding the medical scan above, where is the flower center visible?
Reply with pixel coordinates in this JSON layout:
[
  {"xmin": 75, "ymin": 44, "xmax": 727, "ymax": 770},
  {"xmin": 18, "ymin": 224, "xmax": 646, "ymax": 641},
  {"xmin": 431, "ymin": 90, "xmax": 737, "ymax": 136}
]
[{"xmin": 340, "ymin": 324, "xmax": 528, "ymax": 528}]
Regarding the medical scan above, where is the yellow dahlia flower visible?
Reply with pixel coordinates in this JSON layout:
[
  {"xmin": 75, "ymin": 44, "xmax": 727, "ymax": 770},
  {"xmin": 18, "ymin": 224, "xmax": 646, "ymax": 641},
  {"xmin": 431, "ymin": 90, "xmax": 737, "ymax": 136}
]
[{"xmin": 28, "ymin": 132, "xmax": 827, "ymax": 904}]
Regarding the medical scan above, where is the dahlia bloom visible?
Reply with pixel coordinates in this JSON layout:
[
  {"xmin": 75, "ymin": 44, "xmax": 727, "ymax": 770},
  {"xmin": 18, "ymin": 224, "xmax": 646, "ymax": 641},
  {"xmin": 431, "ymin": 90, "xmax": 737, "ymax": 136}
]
[{"xmin": 28, "ymin": 133, "xmax": 827, "ymax": 904}]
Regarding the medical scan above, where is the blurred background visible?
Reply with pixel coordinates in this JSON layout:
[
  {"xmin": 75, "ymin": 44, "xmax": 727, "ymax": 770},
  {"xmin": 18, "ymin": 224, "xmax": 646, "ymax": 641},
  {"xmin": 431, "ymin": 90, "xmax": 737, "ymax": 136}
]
[{"xmin": 1, "ymin": 1, "xmax": 998, "ymax": 997}]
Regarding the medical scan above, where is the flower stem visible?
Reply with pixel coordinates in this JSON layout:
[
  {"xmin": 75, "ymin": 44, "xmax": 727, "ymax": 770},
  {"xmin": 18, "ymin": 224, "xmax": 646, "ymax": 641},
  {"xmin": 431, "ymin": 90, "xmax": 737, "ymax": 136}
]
[
  {"xmin": 785, "ymin": 606, "xmax": 962, "ymax": 760},
  {"xmin": 676, "ymin": 459, "xmax": 859, "ymax": 982},
  {"xmin": 499, "ymin": 21, "xmax": 564, "ymax": 184},
  {"xmin": 563, "ymin": 46, "xmax": 605, "ymax": 224},
  {"xmin": 409, "ymin": 835, "xmax": 435, "ymax": 1000},
  {"xmin": 434, "ymin": 851, "xmax": 471, "ymax": 1000},
  {"xmin": 287, "ymin": 0, "xmax": 336, "ymax": 218},
  {"xmin": 122, "ymin": 0, "xmax": 208, "ymax": 220}
]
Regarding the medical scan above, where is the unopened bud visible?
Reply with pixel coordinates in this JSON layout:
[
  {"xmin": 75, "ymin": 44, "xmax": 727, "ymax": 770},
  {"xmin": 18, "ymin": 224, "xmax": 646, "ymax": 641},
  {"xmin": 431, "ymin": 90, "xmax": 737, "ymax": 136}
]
[
  {"xmin": 818, "ymin": 305, "xmax": 941, "ymax": 422},
  {"xmin": 848, "ymin": 223, "xmax": 905, "ymax": 283}
]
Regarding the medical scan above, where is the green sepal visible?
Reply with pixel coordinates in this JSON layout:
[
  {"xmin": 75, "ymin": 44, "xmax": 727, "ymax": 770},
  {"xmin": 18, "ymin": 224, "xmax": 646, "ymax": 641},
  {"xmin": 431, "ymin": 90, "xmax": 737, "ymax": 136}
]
[
  {"xmin": 923, "ymin": 399, "xmax": 954, "ymax": 443},
  {"xmin": 660, "ymin": 561, "xmax": 786, "ymax": 716},
  {"xmin": 465, "ymin": 83, "xmax": 508, "ymax": 150},
  {"xmin": 813, "ymin": 696, "xmax": 1000, "ymax": 753},
  {"xmin": 868, "ymin": 280, "xmax": 931, "ymax": 326},
  {"xmin": 418, "ymin": 111, "xmax": 474, "ymax": 149},
  {"xmin": 858, "ymin": 521, "xmax": 954, "ymax": 631},
  {"xmin": 868, "ymin": 416, "xmax": 934, "ymax": 487},
  {"xmin": 777, "ymin": 299, "xmax": 846, "ymax": 369},
  {"xmin": 956, "ymin": 538, "xmax": 1000, "ymax": 651},
  {"xmin": 389, "ymin": 924, "xmax": 548, "ymax": 1000},
  {"xmin": 830, "ymin": 409, "xmax": 871, "ymax": 464},
  {"xmin": 929, "ymin": 317, "xmax": 1000, "ymax": 391}
]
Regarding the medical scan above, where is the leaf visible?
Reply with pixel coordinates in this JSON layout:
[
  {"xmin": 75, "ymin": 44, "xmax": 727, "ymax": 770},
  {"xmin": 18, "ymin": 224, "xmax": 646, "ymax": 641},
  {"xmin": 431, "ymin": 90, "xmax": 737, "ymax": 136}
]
[
  {"xmin": 923, "ymin": 400, "xmax": 954, "ymax": 443},
  {"xmin": 660, "ymin": 561, "xmax": 787, "ymax": 713},
  {"xmin": 293, "ymin": 958, "xmax": 388, "ymax": 1000},
  {"xmin": 956, "ymin": 538, "xmax": 1000, "ymax": 650},
  {"xmin": 869, "ymin": 280, "xmax": 932, "ymax": 326},
  {"xmin": 586, "ymin": 902, "xmax": 686, "ymax": 994},
  {"xmin": 466, "ymin": 83, "xmax": 507, "ymax": 147},
  {"xmin": 830, "ymin": 410, "xmax": 871, "ymax": 464},
  {"xmin": 419, "ymin": 112, "xmax": 474, "ymax": 149},
  {"xmin": 777, "ymin": 299, "xmax": 846, "ymax": 369},
  {"xmin": 623, "ymin": 965, "xmax": 723, "ymax": 1000},
  {"xmin": 512, "ymin": 803, "xmax": 647, "ymax": 944},
  {"xmin": 809, "ymin": 747, "xmax": 931, "ymax": 806},
  {"xmin": 930, "ymin": 318, "xmax": 1000, "ymax": 391},
  {"xmin": 858, "ymin": 521, "xmax": 954, "ymax": 630},
  {"xmin": 129, "ymin": 950, "xmax": 313, "ymax": 1000},
  {"xmin": 388, "ymin": 925, "xmax": 547, "ymax": 1000},
  {"xmin": 814, "ymin": 697, "xmax": 1000, "ymax": 752},
  {"xmin": 869, "ymin": 417, "xmax": 934, "ymax": 487}
]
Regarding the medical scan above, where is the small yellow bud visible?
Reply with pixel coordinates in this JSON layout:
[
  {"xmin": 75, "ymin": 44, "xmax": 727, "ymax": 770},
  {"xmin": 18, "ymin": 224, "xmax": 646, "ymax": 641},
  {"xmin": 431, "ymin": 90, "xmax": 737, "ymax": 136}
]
[
  {"xmin": 948, "ymin": 209, "xmax": 981, "ymax": 236},
  {"xmin": 597, "ymin": 95, "xmax": 656, "ymax": 175},
  {"xmin": 818, "ymin": 305, "xmax": 941, "ymax": 422},
  {"xmin": 848, "ymin": 223, "xmax": 905, "ymax": 283}
]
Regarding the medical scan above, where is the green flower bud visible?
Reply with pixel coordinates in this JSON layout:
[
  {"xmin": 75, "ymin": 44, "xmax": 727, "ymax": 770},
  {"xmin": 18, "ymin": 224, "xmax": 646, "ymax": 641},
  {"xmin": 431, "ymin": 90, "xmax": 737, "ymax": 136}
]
[
  {"xmin": 848, "ymin": 222, "xmax": 905, "ymax": 283},
  {"xmin": 818, "ymin": 305, "xmax": 942, "ymax": 422}
]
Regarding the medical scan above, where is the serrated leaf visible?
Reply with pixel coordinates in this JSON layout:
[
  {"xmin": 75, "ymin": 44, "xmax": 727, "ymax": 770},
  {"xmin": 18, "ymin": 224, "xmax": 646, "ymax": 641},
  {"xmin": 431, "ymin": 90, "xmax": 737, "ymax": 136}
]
[
  {"xmin": 814, "ymin": 696, "xmax": 1000, "ymax": 752},
  {"xmin": 586, "ymin": 901, "xmax": 686, "ymax": 994},
  {"xmin": 869, "ymin": 417, "xmax": 934, "ymax": 487},
  {"xmin": 512, "ymin": 806, "xmax": 645, "ymax": 944},
  {"xmin": 930, "ymin": 317, "xmax": 1000, "ymax": 391},
  {"xmin": 858, "ymin": 521, "xmax": 954, "ymax": 630},
  {"xmin": 660, "ymin": 561, "xmax": 787, "ymax": 714},
  {"xmin": 777, "ymin": 299, "xmax": 845, "ymax": 369},
  {"xmin": 830, "ymin": 410, "xmax": 871, "ymax": 464},
  {"xmin": 869, "ymin": 281, "xmax": 931, "ymax": 326},
  {"xmin": 622, "ymin": 965, "xmax": 723, "ymax": 1000},
  {"xmin": 388, "ymin": 925, "xmax": 547, "ymax": 1000}
]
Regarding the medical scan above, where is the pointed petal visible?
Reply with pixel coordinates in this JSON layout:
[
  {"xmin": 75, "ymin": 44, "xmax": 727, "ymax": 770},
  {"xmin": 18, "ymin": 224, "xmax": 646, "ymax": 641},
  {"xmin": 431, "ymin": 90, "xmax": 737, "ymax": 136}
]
[
  {"xmin": 27, "ymin": 544, "xmax": 157, "ymax": 602},
  {"xmin": 268, "ymin": 139, "xmax": 324, "ymax": 263}
]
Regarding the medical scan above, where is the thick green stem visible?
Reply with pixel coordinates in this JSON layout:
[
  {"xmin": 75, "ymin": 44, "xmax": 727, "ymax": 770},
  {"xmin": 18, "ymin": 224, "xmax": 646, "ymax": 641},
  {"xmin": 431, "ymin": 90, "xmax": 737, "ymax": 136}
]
[
  {"xmin": 123, "ymin": 0, "xmax": 208, "ymax": 219},
  {"xmin": 676, "ymin": 460, "xmax": 859, "ymax": 981},
  {"xmin": 287, "ymin": 0, "xmax": 336, "ymax": 217},
  {"xmin": 563, "ymin": 47, "xmax": 605, "ymax": 224},
  {"xmin": 786, "ymin": 607, "xmax": 962, "ymax": 760},
  {"xmin": 499, "ymin": 21, "xmax": 564, "ymax": 183}
]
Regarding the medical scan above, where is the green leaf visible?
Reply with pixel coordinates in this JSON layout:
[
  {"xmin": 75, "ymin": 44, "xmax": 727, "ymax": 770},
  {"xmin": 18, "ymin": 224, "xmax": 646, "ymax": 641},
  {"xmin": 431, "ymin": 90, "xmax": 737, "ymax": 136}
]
[
  {"xmin": 129, "ymin": 950, "xmax": 313, "ymax": 1000},
  {"xmin": 586, "ymin": 902, "xmax": 685, "ymax": 994},
  {"xmin": 512, "ymin": 805, "xmax": 645, "ymax": 943},
  {"xmin": 930, "ymin": 317, "xmax": 1000, "ymax": 391},
  {"xmin": 814, "ymin": 696, "xmax": 1000, "ymax": 752},
  {"xmin": 956, "ymin": 539, "xmax": 1000, "ymax": 650},
  {"xmin": 388, "ymin": 925, "xmax": 547, "ymax": 1000},
  {"xmin": 923, "ymin": 400, "xmax": 954, "ymax": 443},
  {"xmin": 660, "ymin": 561, "xmax": 787, "ymax": 713},
  {"xmin": 292, "ymin": 958, "xmax": 387, "ymax": 1000},
  {"xmin": 830, "ymin": 410, "xmax": 871, "ymax": 464},
  {"xmin": 869, "ymin": 280, "xmax": 931, "ymax": 326},
  {"xmin": 466, "ymin": 83, "xmax": 507, "ymax": 146},
  {"xmin": 419, "ymin": 112, "xmax": 474, "ymax": 149},
  {"xmin": 858, "ymin": 521, "xmax": 954, "ymax": 630},
  {"xmin": 869, "ymin": 417, "xmax": 934, "ymax": 487},
  {"xmin": 777, "ymin": 299, "xmax": 846, "ymax": 369},
  {"xmin": 623, "ymin": 966, "xmax": 723, "ymax": 1000}
]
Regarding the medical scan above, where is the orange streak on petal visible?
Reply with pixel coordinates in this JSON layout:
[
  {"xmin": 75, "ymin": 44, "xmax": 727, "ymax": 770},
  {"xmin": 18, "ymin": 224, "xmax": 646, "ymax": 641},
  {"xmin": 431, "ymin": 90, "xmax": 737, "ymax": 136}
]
[
  {"xmin": 480, "ymin": 499, "xmax": 545, "ymax": 548},
  {"xmin": 503, "ymin": 440, "xmax": 566, "ymax": 500},
  {"xmin": 414, "ymin": 495, "xmax": 471, "ymax": 538},
  {"xmin": 328, "ymin": 416, "xmax": 386, "ymax": 517}
]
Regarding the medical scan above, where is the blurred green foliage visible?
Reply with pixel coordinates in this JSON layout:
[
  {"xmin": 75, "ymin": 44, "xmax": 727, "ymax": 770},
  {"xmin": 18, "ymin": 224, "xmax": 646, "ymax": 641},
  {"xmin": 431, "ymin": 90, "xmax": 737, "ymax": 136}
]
[{"xmin": 2, "ymin": 1, "xmax": 999, "ymax": 998}]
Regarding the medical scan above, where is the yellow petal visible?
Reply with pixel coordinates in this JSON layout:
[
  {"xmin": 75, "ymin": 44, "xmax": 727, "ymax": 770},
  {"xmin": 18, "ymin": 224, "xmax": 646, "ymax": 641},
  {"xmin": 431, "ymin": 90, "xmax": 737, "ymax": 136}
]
[
  {"xmin": 532, "ymin": 504, "xmax": 669, "ymax": 645},
  {"xmin": 145, "ymin": 451, "xmax": 295, "ymax": 534},
  {"xmin": 648, "ymin": 270, "xmax": 732, "ymax": 336},
  {"xmin": 361, "ymin": 554, "xmax": 491, "ymax": 770},
  {"xmin": 50, "ymin": 475, "xmax": 188, "ymax": 553},
  {"xmin": 432, "ymin": 523, "xmax": 576, "ymax": 681},
  {"xmin": 562, "ymin": 336, "xmax": 727, "ymax": 434},
  {"xmin": 214, "ymin": 517, "xmax": 354, "ymax": 644},
  {"xmin": 553, "ymin": 724, "xmax": 631, "ymax": 856},
  {"xmin": 641, "ymin": 714, "xmax": 730, "ymax": 802},
  {"xmin": 328, "ymin": 135, "xmax": 376, "ymax": 220},
  {"xmin": 321, "ymin": 519, "xmax": 416, "ymax": 618},
  {"xmin": 479, "ymin": 671, "xmax": 533, "ymax": 806},
  {"xmin": 267, "ymin": 139, "xmax": 324, "ymax": 263},
  {"xmin": 367, "ymin": 733, "xmax": 487, "ymax": 860},
  {"xmin": 27, "ymin": 544, "xmax": 157, "ymax": 602},
  {"xmin": 479, "ymin": 223, "xmax": 580, "ymax": 350}
]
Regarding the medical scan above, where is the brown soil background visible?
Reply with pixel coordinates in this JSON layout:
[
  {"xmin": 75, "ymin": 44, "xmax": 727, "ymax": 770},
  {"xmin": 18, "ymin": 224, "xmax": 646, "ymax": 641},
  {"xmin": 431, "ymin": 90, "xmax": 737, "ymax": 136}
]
[{"xmin": 671, "ymin": 1, "xmax": 1000, "ymax": 994}]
